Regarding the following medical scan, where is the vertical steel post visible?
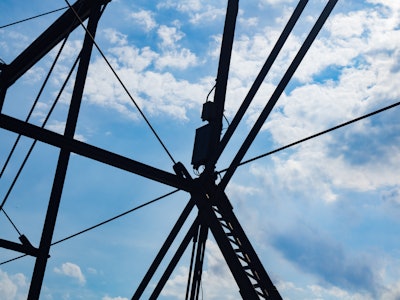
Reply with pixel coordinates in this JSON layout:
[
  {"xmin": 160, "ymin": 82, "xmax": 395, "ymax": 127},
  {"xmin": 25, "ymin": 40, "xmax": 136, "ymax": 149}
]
[
  {"xmin": 212, "ymin": 0, "xmax": 238, "ymax": 138},
  {"xmin": 204, "ymin": 0, "xmax": 238, "ymax": 174},
  {"xmin": 220, "ymin": 0, "xmax": 338, "ymax": 190},
  {"xmin": 208, "ymin": 0, "xmax": 308, "ymax": 170},
  {"xmin": 27, "ymin": 3, "xmax": 103, "ymax": 299},
  {"xmin": 0, "ymin": 83, "xmax": 6, "ymax": 114},
  {"xmin": 189, "ymin": 222, "xmax": 208, "ymax": 300},
  {"xmin": 132, "ymin": 199, "xmax": 196, "ymax": 299}
]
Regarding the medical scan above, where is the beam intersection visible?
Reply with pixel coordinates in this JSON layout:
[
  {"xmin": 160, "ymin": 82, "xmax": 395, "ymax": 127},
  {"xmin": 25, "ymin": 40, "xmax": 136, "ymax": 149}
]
[{"xmin": 0, "ymin": 0, "xmax": 340, "ymax": 298}]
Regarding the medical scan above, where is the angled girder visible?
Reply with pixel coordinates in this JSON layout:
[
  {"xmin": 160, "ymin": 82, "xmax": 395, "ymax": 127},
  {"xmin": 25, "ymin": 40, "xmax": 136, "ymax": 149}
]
[
  {"xmin": 210, "ymin": 0, "xmax": 238, "ymax": 151},
  {"xmin": 0, "ymin": 0, "xmax": 340, "ymax": 298},
  {"xmin": 0, "ymin": 114, "xmax": 193, "ymax": 192},
  {"xmin": 206, "ymin": 0, "xmax": 309, "ymax": 173},
  {"xmin": 0, "ymin": 0, "xmax": 110, "ymax": 89},
  {"xmin": 27, "ymin": 2, "xmax": 104, "ymax": 298},
  {"xmin": 219, "ymin": 0, "xmax": 338, "ymax": 190},
  {"xmin": 132, "ymin": 1, "xmax": 339, "ymax": 299},
  {"xmin": 0, "ymin": 236, "xmax": 39, "ymax": 257}
]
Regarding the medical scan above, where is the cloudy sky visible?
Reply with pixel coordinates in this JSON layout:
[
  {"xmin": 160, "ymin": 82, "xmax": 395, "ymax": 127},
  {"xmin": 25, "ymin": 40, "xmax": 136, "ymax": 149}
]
[{"xmin": 1, "ymin": 0, "xmax": 400, "ymax": 299}]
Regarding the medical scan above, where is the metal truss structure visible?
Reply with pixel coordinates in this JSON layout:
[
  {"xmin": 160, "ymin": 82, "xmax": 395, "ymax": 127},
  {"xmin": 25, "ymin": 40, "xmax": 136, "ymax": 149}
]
[{"xmin": 0, "ymin": 0, "xmax": 338, "ymax": 299}]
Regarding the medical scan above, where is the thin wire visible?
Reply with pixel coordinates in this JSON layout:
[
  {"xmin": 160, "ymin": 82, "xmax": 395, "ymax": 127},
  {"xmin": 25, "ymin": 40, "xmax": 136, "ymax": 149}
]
[
  {"xmin": 52, "ymin": 189, "xmax": 180, "ymax": 245},
  {"xmin": 0, "ymin": 7, "xmax": 68, "ymax": 29},
  {"xmin": 0, "ymin": 189, "xmax": 180, "ymax": 265},
  {"xmin": 206, "ymin": 83, "xmax": 216, "ymax": 102},
  {"xmin": 218, "ymin": 100, "xmax": 400, "ymax": 173},
  {"xmin": 0, "ymin": 35, "xmax": 70, "ymax": 178},
  {"xmin": 1, "ymin": 209, "xmax": 22, "ymax": 236},
  {"xmin": 0, "ymin": 49, "xmax": 80, "ymax": 213},
  {"xmin": 0, "ymin": 254, "xmax": 26, "ymax": 266},
  {"xmin": 223, "ymin": 114, "xmax": 230, "ymax": 126},
  {"xmin": 64, "ymin": 0, "xmax": 177, "ymax": 165}
]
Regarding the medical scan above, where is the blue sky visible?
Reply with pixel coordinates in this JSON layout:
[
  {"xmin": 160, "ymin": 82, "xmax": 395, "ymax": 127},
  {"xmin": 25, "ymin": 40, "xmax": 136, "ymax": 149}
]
[{"xmin": 1, "ymin": 0, "xmax": 400, "ymax": 299}]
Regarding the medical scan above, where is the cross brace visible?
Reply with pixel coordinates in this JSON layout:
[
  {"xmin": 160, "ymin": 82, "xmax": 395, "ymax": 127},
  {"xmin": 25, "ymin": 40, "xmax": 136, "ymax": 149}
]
[{"xmin": 131, "ymin": 177, "xmax": 282, "ymax": 299}]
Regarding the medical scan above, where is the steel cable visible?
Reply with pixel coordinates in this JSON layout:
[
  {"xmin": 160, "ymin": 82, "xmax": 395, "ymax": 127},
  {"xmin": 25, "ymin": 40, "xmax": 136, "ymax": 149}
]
[
  {"xmin": 0, "ymin": 45, "xmax": 80, "ymax": 213},
  {"xmin": 0, "ymin": 189, "xmax": 180, "ymax": 265},
  {"xmin": 0, "ymin": 7, "xmax": 68, "ymax": 29},
  {"xmin": 218, "ymin": 100, "xmax": 400, "ymax": 174},
  {"xmin": 0, "ymin": 35, "xmax": 70, "ymax": 178},
  {"xmin": 65, "ymin": 0, "xmax": 177, "ymax": 165}
]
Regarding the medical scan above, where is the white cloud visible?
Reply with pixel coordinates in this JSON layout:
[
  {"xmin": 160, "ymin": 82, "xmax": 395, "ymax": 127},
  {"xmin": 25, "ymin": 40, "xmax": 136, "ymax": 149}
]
[
  {"xmin": 157, "ymin": 1, "xmax": 225, "ymax": 25},
  {"xmin": 45, "ymin": 120, "xmax": 66, "ymax": 135},
  {"xmin": 24, "ymin": 66, "xmax": 45, "ymax": 84},
  {"xmin": 129, "ymin": 10, "xmax": 157, "ymax": 32},
  {"xmin": 188, "ymin": 6, "xmax": 226, "ymax": 25},
  {"xmin": 163, "ymin": 240, "xmax": 238, "ymax": 299},
  {"xmin": 54, "ymin": 262, "xmax": 86, "ymax": 285},
  {"xmin": 0, "ymin": 269, "xmax": 28, "ymax": 300},
  {"xmin": 155, "ymin": 26, "xmax": 198, "ymax": 69},
  {"xmin": 155, "ymin": 48, "xmax": 197, "ymax": 70},
  {"xmin": 259, "ymin": 0, "xmax": 295, "ymax": 6},
  {"xmin": 0, "ymin": 30, "xmax": 29, "ymax": 58},
  {"xmin": 102, "ymin": 296, "xmax": 129, "ymax": 300},
  {"xmin": 103, "ymin": 28, "xmax": 128, "ymax": 46},
  {"xmin": 83, "ymin": 50, "xmax": 206, "ymax": 121},
  {"xmin": 157, "ymin": 0, "xmax": 202, "ymax": 13},
  {"xmin": 229, "ymin": 3, "xmax": 400, "ymax": 203},
  {"xmin": 157, "ymin": 25, "xmax": 184, "ymax": 48},
  {"xmin": 109, "ymin": 45, "xmax": 158, "ymax": 71},
  {"xmin": 52, "ymin": 40, "xmax": 83, "ymax": 63},
  {"xmin": 45, "ymin": 120, "xmax": 86, "ymax": 141}
]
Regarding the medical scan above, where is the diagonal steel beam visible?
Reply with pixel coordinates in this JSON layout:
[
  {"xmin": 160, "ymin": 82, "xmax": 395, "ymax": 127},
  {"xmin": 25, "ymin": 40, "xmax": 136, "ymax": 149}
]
[
  {"xmin": 0, "ymin": 237, "xmax": 39, "ymax": 257},
  {"xmin": 132, "ymin": 199, "xmax": 196, "ymax": 299},
  {"xmin": 220, "ymin": 0, "xmax": 339, "ymax": 190},
  {"xmin": 27, "ymin": 2, "xmax": 104, "ymax": 298},
  {"xmin": 205, "ymin": 0, "xmax": 308, "ymax": 173},
  {"xmin": 0, "ymin": 114, "xmax": 193, "ymax": 192},
  {"xmin": 210, "ymin": 0, "xmax": 239, "ymax": 152},
  {"xmin": 0, "ymin": 0, "xmax": 110, "ymax": 89}
]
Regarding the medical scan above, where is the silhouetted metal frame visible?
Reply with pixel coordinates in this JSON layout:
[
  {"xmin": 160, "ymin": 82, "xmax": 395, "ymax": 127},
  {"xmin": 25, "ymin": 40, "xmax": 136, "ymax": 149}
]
[
  {"xmin": 0, "ymin": 114, "xmax": 193, "ymax": 192},
  {"xmin": 27, "ymin": 2, "xmax": 104, "ymax": 298},
  {"xmin": 0, "ymin": 0, "xmax": 339, "ymax": 299},
  {"xmin": 209, "ymin": 0, "xmax": 238, "ymax": 153},
  {"xmin": 219, "ymin": 0, "xmax": 338, "ymax": 190},
  {"xmin": 205, "ymin": 0, "xmax": 309, "ymax": 174},
  {"xmin": 0, "ymin": 0, "xmax": 106, "ymax": 89}
]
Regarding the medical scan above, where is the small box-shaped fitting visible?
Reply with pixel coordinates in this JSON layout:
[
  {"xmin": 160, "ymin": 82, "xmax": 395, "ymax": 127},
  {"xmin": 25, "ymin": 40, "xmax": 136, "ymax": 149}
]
[
  {"xmin": 191, "ymin": 124, "xmax": 213, "ymax": 169},
  {"xmin": 201, "ymin": 101, "xmax": 216, "ymax": 121}
]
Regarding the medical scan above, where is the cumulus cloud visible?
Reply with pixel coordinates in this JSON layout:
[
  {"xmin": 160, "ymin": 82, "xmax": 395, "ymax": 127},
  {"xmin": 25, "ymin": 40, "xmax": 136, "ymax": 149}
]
[
  {"xmin": 83, "ymin": 47, "xmax": 205, "ymax": 120},
  {"xmin": 157, "ymin": 25, "xmax": 184, "ymax": 48},
  {"xmin": 163, "ymin": 240, "xmax": 238, "ymax": 299},
  {"xmin": 157, "ymin": 0, "xmax": 225, "ymax": 24},
  {"xmin": 54, "ymin": 262, "xmax": 86, "ymax": 285},
  {"xmin": 0, "ymin": 269, "xmax": 28, "ymax": 300},
  {"xmin": 102, "ymin": 296, "xmax": 129, "ymax": 300},
  {"xmin": 45, "ymin": 120, "xmax": 87, "ymax": 141},
  {"xmin": 157, "ymin": 0, "xmax": 202, "ymax": 14},
  {"xmin": 129, "ymin": 10, "xmax": 157, "ymax": 32},
  {"xmin": 103, "ymin": 28, "xmax": 128, "ymax": 46}
]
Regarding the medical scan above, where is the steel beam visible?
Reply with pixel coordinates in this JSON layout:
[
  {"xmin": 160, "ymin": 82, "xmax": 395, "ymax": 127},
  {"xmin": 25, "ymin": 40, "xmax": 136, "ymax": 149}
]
[
  {"xmin": 220, "ymin": 0, "xmax": 338, "ymax": 190},
  {"xmin": 132, "ymin": 199, "xmax": 196, "ymax": 299},
  {"xmin": 0, "ymin": 0, "xmax": 110, "ymax": 88},
  {"xmin": 149, "ymin": 218, "xmax": 200, "ymax": 299},
  {"xmin": 27, "ymin": 3, "xmax": 103, "ymax": 298},
  {"xmin": 0, "ymin": 237, "xmax": 39, "ymax": 257},
  {"xmin": 207, "ymin": 0, "xmax": 308, "ymax": 172},
  {"xmin": 210, "ymin": 0, "xmax": 238, "ymax": 150},
  {"xmin": 0, "ymin": 114, "xmax": 193, "ymax": 192}
]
